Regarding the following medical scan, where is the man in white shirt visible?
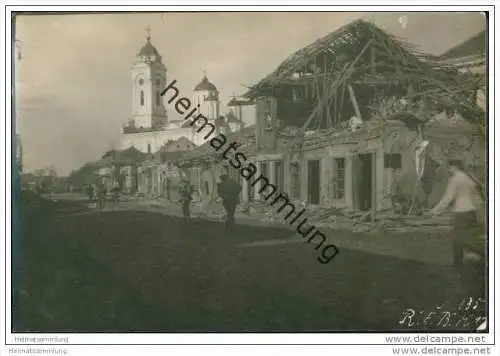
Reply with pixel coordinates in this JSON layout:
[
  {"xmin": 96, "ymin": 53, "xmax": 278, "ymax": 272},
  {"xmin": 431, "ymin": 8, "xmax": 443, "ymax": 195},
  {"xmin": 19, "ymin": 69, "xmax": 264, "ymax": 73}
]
[{"xmin": 430, "ymin": 160, "xmax": 484, "ymax": 267}]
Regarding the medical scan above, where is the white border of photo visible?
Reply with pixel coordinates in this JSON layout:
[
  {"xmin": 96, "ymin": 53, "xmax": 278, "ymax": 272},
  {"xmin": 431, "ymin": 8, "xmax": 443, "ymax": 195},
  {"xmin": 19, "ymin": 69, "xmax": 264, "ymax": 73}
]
[{"xmin": 1, "ymin": 2, "xmax": 497, "ymax": 356}]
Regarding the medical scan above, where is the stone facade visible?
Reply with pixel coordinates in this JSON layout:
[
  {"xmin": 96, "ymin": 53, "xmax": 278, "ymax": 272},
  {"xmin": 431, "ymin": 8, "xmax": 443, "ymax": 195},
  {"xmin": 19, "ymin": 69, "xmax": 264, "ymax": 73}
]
[{"xmin": 178, "ymin": 118, "xmax": 483, "ymax": 212}]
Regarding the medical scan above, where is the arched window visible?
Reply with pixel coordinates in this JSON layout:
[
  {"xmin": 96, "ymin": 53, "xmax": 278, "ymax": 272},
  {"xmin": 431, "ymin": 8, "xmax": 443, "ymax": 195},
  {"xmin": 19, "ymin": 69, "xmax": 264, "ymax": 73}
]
[
  {"xmin": 156, "ymin": 91, "xmax": 161, "ymax": 106},
  {"xmin": 147, "ymin": 143, "xmax": 151, "ymax": 154},
  {"xmin": 140, "ymin": 90, "xmax": 144, "ymax": 106}
]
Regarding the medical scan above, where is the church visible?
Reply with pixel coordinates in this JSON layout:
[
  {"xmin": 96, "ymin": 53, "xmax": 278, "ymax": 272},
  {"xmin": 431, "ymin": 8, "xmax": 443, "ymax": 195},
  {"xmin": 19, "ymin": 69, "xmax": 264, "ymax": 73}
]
[{"xmin": 119, "ymin": 30, "xmax": 222, "ymax": 152}]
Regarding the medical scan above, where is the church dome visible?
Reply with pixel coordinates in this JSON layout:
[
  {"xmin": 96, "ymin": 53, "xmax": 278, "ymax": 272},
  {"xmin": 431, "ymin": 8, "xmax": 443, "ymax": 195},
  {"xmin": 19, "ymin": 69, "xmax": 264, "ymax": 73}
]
[
  {"xmin": 194, "ymin": 76, "xmax": 218, "ymax": 92},
  {"xmin": 137, "ymin": 30, "xmax": 161, "ymax": 61},
  {"xmin": 138, "ymin": 38, "xmax": 160, "ymax": 57}
]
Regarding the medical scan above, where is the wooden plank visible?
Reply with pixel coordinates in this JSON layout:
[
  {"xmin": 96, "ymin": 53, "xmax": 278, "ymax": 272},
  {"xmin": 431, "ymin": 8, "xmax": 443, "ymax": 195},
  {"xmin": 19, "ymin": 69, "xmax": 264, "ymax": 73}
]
[
  {"xmin": 328, "ymin": 59, "xmax": 340, "ymax": 128},
  {"xmin": 338, "ymin": 77, "xmax": 346, "ymax": 126},
  {"xmin": 370, "ymin": 41, "xmax": 376, "ymax": 75},
  {"xmin": 300, "ymin": 75, "xmax": 337, "ymax": 132},
  {"xmin": 371, "ymin": 31, "xmax": 409, "ymax": 75},
  {"xmin": 380, "ymin": 32, "xmax": 409, "ymax": 67},
  {"xmin": 314, "ymin": 73, "xmax": 323, "ymax": 129},
  {"xmin": 385, "ymin": 34, "xmax": 409, "ymax": 67},
  {"xmin": 348, "ymin": 84, "xmax": 362, "ymax": 120},
  {"xmin": 321, "ymin": 75, "xmax": 331, "ymax": 129},
  {"xmin": 270, "ymin": 96, "xmax": 277, "ymax": 150},
  {"xmin": 365, "ymin": 63, "xmax": 459, "ymax": 82},
  {"xmin": 327, "ymin": 89, "xmax": 334, "ymax": 129},
  {"xmin": 299, "ymin": 39, "xmax": 373, "ymax": 134},
  {"xmin": 372, "ymin": 34, "xmax": 395, "ymax": 59}
]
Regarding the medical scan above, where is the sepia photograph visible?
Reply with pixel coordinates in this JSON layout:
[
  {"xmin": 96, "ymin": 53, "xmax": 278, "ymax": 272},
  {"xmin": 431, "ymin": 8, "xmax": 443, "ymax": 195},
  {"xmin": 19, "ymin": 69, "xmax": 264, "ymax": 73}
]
[{"xmin": 7, "ymin": 7, "xmax": 492, "ymax": 350}]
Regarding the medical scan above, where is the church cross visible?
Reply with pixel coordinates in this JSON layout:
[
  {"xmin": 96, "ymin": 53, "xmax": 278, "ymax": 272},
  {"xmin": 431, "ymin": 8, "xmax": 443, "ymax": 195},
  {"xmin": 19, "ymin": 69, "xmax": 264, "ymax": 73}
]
[{"xmin": 145, "ymin": 25, "xmax": 151, "ymax": 41}]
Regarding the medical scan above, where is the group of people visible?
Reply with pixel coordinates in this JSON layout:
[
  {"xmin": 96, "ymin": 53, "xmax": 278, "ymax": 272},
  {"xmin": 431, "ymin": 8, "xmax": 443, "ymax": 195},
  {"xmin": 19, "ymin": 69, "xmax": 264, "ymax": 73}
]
[
  {"xmin": 86, "ymin": 181, "xmax": 120, "ymax": 209},
  {"xmin": 178, "ymin": 160, "xmax": 485, "ymax": 265},
  {"xmin": 82, "ymin": 160, "xmax": 484, "ymax": 266},
  {"xmin": 178, "ymin": 172, "xmax": 241, "ymax": 232}
]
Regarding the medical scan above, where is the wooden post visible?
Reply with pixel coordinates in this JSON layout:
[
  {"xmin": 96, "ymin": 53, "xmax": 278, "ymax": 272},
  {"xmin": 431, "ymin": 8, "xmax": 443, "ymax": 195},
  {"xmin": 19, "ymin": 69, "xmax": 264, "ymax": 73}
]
[
  {"xmin": 269, "ymin": 96, "xmax": 278, "ymax": 150},
  {"xmin": 314, "ymin": 74, "xmax": 323, "ymax": 130},
  {"xmin": 348, "ymin": 84, "xmax": 362, "ymax": 120},
  {"xmin": 325, "ymin": 76, "xmax": 335, "ymax": 129},
  {"xmin": 301, "ymin": 76, "xmax": 336, "ymax": 133},
  {"xmin": 298, "ymin": 39, "xmax": 372, "ymax": 135},
  {"xmin": 327, "ymin": 92, "xmax": 333, "ymax": 129},
  {"xmin": 370, "ymin": 42, "xmax": 376, "ymax": 75},
  {"xmin": 238, "ymin": 105, "xmax": 243, "ymax": 131},
  {"xmin": 338, "ymin": 78, "xmax": 346, "ymax": 126},
  {"xmin": 255, "ymin": 97, "xmax": 266, "ymax": 149}
]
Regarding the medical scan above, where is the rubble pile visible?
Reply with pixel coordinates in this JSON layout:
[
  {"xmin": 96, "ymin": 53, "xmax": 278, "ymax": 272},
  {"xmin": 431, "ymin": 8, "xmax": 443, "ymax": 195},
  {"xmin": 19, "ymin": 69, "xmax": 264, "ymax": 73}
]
[
  {"xmin": 310, "ymin": 209, "xmax": 452, "ymax": 234},
  {"xmin": 192, "ymin": 200, "xmax": 227, "ymax": 220},
  {"xmin": 242, "ymin": 200, "xmax": 452, "ymax": 234},
  {"xmin": 247, "ymin": 201, "xmax": 286, "ymax": 223},
  {"xmin": 237, "ymin": 199, "xmax": 305, "ymax": 225},
  {"xmin": 132, "ymin": 193, "xmax": 453, "ymax": 234}
]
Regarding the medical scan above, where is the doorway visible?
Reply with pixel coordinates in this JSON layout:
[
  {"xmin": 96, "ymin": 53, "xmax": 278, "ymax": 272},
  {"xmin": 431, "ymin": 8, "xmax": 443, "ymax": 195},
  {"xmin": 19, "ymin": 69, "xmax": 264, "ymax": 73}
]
[
  {"xmin": 274, "ymin": 160, "xmax": 284, "ymax": 193},
  {"xmin": 290, "ymin": 162, "xmax": 301, "ymax": 199},
  {"xmin": 353, "ymin": 154, "xmax": 374, "ymax": 211},
  {"xmin": 248, "ymin": 179, "xmax": 255, "ymax": 202},
  {"xmin": 307, "ymin": 159, "xmax": 321, "ymax": 204},
  {"xmin": 260, "ymin": 162, "xmax": 269, "ymax": 179}
]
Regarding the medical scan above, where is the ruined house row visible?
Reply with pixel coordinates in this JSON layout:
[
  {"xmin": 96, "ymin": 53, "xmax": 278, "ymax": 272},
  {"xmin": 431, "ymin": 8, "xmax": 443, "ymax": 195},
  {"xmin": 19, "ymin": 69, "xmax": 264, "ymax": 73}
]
[{"xmin": 176, "ymin": 20, "xmax": 486, "ymax": 212}]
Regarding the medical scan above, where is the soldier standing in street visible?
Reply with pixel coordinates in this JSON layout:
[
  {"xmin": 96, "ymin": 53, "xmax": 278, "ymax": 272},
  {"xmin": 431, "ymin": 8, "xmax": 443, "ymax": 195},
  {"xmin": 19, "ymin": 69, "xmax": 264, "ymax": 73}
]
[
  {"xmin": 178, "ymin": 174, "xmax": 193, "ymax": 219},
  {"xmin": 217, "ymin": 173, "xmax": 242, "ymax": 233}
]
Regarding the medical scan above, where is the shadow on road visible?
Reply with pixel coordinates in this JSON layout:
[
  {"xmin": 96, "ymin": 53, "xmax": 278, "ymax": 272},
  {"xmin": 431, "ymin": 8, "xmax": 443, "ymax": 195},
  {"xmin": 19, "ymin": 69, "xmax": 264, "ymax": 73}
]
[{"xmin": 13, "ymin": 205, "xmax": 486, "ymax": 333}]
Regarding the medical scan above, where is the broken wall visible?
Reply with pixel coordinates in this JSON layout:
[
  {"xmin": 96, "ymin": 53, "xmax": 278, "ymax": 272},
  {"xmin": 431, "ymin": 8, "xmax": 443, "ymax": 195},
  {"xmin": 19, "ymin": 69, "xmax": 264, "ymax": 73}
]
[
  {"xmin": 290, "ymin": 118, "xmax": 483, "ymax": 213},
  {"xmin": 299, "ymin": 135, "xmax": 384, "ymax": 209},
  {"xmin": 380, "ymin": 121, "xmax": 484, "ymax": 212}
]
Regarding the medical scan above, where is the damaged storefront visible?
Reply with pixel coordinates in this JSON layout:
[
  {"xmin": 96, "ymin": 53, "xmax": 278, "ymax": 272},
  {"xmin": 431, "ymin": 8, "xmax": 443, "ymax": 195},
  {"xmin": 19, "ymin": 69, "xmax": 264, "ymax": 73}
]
[
  {"xmin": 242, "ymin": 19, "xmax": 484, "ymax": 219},
  {"xmin": 178, "ymin": 18, "xmax": 485, "ymax": 231}
]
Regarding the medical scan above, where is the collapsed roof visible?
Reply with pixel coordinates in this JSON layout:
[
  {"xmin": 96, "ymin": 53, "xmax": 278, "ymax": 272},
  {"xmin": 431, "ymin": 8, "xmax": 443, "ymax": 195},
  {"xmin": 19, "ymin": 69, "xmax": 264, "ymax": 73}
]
[
  {"xmin": 243, "ymin": 19, "xmax": 484, "ymax": 134},
  {"xmin": 177, "ymin": 20, "xmax": 486, "ymax": 167}
]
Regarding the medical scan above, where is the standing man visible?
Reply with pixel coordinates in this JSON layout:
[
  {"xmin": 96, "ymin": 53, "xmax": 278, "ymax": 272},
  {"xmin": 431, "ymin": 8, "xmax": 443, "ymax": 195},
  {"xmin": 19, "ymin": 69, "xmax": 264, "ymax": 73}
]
[
  {"xmin": 97, "ymin": 180, "xmax": 107, "ymax": 210},
  {"xmin": 165, "ymin": 177, "xmax": 171, "ymax": 201},
  {"xmin": 217, "ymin": 173, "xmax": 242, "ymax": 232},
  {"xmin": 178, "ymin": 174, "xmax": 193, "ymax": 219},
  {"xmin": 86, "ymin": 183, "xmax": 94, "ymax": 203},
  {"xmin": 111, "ymin": 182, "xmax": 120, "ymax": 205},
  {"xmin": 430, "ymin": 160, "xmax": 484, "ymax": 267}
]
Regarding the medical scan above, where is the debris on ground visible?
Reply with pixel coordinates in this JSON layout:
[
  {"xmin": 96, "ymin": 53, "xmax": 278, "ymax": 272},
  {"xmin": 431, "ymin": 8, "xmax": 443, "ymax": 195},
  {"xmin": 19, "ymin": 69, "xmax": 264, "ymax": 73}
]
[
  {"xmin": 128, "ymin": 195, "xmax": 453, "ymax": 233},
  {"xmin": 241, "ymin": 200, "xmax": 452, "ymax": 233}
]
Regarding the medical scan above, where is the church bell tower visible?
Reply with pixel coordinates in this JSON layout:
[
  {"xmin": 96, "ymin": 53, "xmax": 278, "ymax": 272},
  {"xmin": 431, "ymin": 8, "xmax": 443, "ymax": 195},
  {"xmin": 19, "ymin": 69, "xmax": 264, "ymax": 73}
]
[{"xmin": 130, "ymin": 27, "xmax": 168, "ymax": 130}]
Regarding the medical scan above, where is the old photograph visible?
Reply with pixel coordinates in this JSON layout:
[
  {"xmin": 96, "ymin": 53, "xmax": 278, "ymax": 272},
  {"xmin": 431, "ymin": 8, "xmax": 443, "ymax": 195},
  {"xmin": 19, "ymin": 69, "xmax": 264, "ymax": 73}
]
[{"xmin": 12, "ymin": 11, "xmax": 488, "ymax": 334}]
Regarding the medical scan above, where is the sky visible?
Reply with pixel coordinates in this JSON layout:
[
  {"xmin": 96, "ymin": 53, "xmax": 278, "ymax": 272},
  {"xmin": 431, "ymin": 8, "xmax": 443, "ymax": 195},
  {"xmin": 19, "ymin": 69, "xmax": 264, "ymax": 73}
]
[{"xmin": 14, "ymin": 11, "xmax": 486, "ymax": 176}]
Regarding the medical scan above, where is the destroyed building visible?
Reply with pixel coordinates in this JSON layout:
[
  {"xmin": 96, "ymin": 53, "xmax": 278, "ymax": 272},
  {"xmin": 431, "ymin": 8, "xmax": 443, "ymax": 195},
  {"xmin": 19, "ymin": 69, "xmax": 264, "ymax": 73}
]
[{"xmin": 177, "ymin": 19, "xmax": 486, "ymax": 220}]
